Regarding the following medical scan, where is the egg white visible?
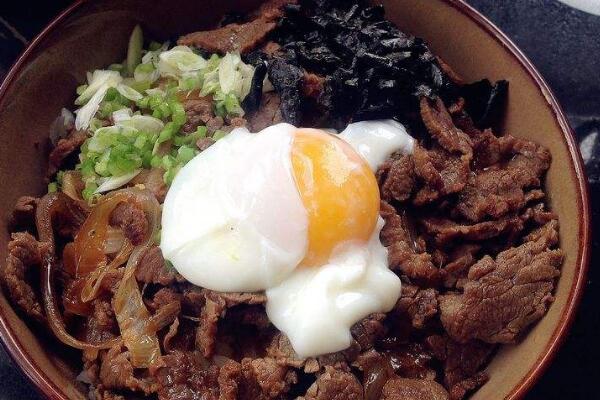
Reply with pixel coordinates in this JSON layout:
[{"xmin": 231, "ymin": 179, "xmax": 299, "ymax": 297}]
[
  {"xmin": 265, "ymin": 217, "xmax": 401, "ymax": 358},
  {"xmin": 160, "ymin": 124, "xmax": 308, "ymax": 292}
]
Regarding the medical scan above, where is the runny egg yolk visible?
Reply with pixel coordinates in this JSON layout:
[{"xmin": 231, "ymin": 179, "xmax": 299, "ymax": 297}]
[{"xmin": 291, "ymin": 128, "xmax": 380, "ymax": 267}]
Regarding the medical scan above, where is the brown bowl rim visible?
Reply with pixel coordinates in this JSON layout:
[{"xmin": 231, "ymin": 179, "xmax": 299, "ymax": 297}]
[{"xmin": 0, "ymin": 1, "xmax": 591, "ymax": 399}]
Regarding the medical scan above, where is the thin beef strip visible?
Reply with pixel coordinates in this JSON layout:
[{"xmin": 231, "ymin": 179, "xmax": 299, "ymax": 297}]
[
  {"xmin": 426, "ymin": 335, "xmax": 494, "ymax": 400},
  {"xmin": 194, "ymin": 289, "xmax": 267, "ymax": 357},
  {"xmin": 394, "ymin": 285, "xmax": 439, "ymax": 329},
  {"xmin": 109, "ymin": 201, "xmax": 148, "ymax": 245},
  {"xmin": 420, "ymin": 215, "xmax": 525, "ymax": 247},
  {"xmin": 47, "ymin": 129, "xmax": 87, "ymax": 178},
  {"xmin": 2, "ymin": 232, "xmax": 45, "ymax": 322},
  {"xmin": 178, "ymin": 18, "xmax": 276, "ymax": 54},
  {"xmin": 247, "ymin": 92, "xmax": 284, "ymax": 131},
  {"xmin": 239, "ymin": 357, "xmax": 297, "ymax": 399},
  {"xmin": 177, "ymin": 0, "xmax": 295, "ymax": 55},
  {"xmin": 136, "ymin": 246, "xmax": 183, "ymax": 286},
  {"xmin": 177, "ymin": 0, "xmax": 295, "ymax": 54},
  {"xmin": 100, "ymin": 345, "xmax": 158, "ymax": 394},
  {"xmin": 412, "ymin": 98, "xmax": 473, "ymax": 205},
  {"xmin": 380, "ymin": 200, "xmax": 442, "ymax": 286},
  {"xmin": 152, "ymin": 351, "xmax": 221, "ymax": 400},
  {"xmin": 181, "ymin": 96, "xmax": 213, "ymax": 134},
  {"xmin": 8, "ymin": 196, "xmax": 38, "ymax": 232},
  {"xmin": 377, "ymin": 154, "xmax": 416, "ymax": 203},
  {"xmin": 350, "ymin": 313, "xmax": 387, "ymax": 351},
  {"xmin": 441, "ymin": 244, "xmax": 481, "ymax": 289},
  {"xmin": 381, "ymin": 377, "xmax": 450, "ymax": 400},
  {"xmin": 130, "ymin": 168, "xmax": 168, "ymax": 203},
  {"xmin": 454, "ymin": 138, "xmax": 551, "ymax": 222},
  {"xmin": 303, "ymin": 366, "xmax": 363, "ymax": 400},
  {"xmin": 85, "ymin": 297, "xmax": 118, "ymax": 345},
  {"xmin": 420, "ymin": 97, "xmax": 473, "ymax": 157},
  {"xmin": 439, "ymin": 220, "xmax": 562, "ymax": 344}
]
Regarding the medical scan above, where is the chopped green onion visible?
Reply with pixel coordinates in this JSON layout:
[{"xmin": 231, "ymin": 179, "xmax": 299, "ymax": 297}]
[
  {"xmin": 76, "ymin": 84, "xmax": 88, "ymax": 96},
  {"xmin": 149, "ymin": 41, "xmax": 163, "ymax": 51},
  {"xmin": 126, "ymin": 25, "xmax": 144, "ymax": 76},
  {"xmin": 108, "ymin": 63, "xmax": 124, "ymax": 73},
  {"xmin": 212, "ymin": 130, "xmax": 228, "ymax": 141},
  {"xmin": 47, "ymin": 182, "xmax": 58, "ymax": 193}
]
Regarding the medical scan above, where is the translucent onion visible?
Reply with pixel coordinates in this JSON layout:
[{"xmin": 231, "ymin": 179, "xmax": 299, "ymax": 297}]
[
  {"xmin": 112, "ymin": 188, "xmax": 163, "ymax": 368},
  {"xmin": 81, "ymin": 240, "xmax": 133, "ymax": 303},
  {"xmin": 104, "ymin": 227, "xmax": 126, "ymax": 254}
]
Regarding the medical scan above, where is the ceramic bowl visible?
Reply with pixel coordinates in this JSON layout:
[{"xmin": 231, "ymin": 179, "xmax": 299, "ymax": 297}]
[{"xmin": 0, "ymin": 0, "xmax": 591, "ymax": 399}]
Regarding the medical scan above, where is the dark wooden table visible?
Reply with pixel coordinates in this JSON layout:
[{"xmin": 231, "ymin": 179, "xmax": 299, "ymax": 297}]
[{"xmin": 1, "ymin": 1, "xmax": 598, "ymax": 398}]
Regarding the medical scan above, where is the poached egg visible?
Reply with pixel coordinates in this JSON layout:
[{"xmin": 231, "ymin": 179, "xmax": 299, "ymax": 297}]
[{"xmin": 161, "ymin": 120, "xmax": 414, "ymax": 357}]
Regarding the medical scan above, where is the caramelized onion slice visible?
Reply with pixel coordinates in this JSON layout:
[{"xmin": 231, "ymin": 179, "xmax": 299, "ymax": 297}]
[
  {"xmin": 41, "ymin": 257, "xmax": 121, "ymax": 350},
  {"xmin": 36, "ymin": 192, "xmax": 120, "ymax": 350},
  {"xmin": 112, "ymin": 188, "xmax": 163, "ymax": 368}
]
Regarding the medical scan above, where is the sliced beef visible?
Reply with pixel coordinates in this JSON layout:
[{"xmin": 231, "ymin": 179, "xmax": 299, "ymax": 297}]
[
  {"xmin": 304, "ymin": 366, "xmax": 363, "ymax": 400},
  {"xmin": 441, "ymin": 244, "xmax": 481, "ymax": 289},
  {"xmin": 302, "ymin": 71, "xmax": 325, "ymax": 100},
  {"xmin": 351, "ymin": 313, "xmax": 387, "ymax": 351},
  {"xmin": 394, "ymin": 285, "xmax": 439, "ymax": 329},
  {"xmin": 181, "ymin": 96, "xmax": 214, "ymax": 134},
  {"xmin": 454, "ymin": 138, "xmax": 551, "ymax": 222},
  {"xmin": 378, "ymin": 155, "xmax": 416, "ymax": 203},
  {"xmin": 178, "ymin": 18, "xmax": 277, "ymax": 54},
  {"xmin": 109, "ymin": 201, "xmax": 148, "ymax": 245},
  {"xmin": 136, "ymin": 246, "xmax": 182, "ymax": 286},
  {"xmin": 218, "ymin": 359, "xmax": 243, "ymax": 400},
  {"xmin": 194, "ymin": 289, "xmax": 267, "ymax": 357},
  {"xmin": 421, "ymin": 215, "xmax": 524, "ymax": 247},
  {"xmin": 380, "ymin": 201, "xmax": 441, "ymax": 286},
  {"xmin": 381, "ymin": 377, "xmax": 449, "ymax": 400},
  {"xmin": 388, "ymin": 343, "xmax": 436, "ymax": 380},
  {"xmin": 453, "ymin": 113, "xmax": 517, "ymax": 170},
  {"xmin": 426, "ymin": 335, "xmax": 493, "ymax": 400},
  {"xmin": 412, "ymin": 144, "xmax": 470, "ymax": 206},
  {"xmin": 247, "ymin": 92, "xmax": 284, "ymax": 131},
  {"xmin": 196, "ymin": 137, "xmax": 216, "ymax": 151},
  {"xmin": 153, "ymin": 351, "xmax": 220, "ymax": 400},
  {"xmin": 84, "ymin": 298, "xmax": 118, "ymax": 344},
  {"xmin": 47, "ymin": 129, "xmax": 87, "ymax": 178},
  {"xmin": 439, "ymin": 221, "xmax": 562, "ymax": 344},
  {"xmin": 196, "ymin": 294, "xmax": 226, "ymax": 358},
  {"xmin": 2, "ymin": 232, "xmax": 45, "ymax": 322},
  {"xmin": 266, "ymin": 332, "xmax": 306, "ymax": 369},
  {"xmin": 130, "ymin": 168, "xmax": 168, "ymax": 203},
  {"xmin": 99, "ymin": 345, "xmax": 157, "ymax": 394},
  {"xmin": 8, "ymin": 196, "xmax": 38, "ymax": 232},
  {"xmin": 420, "ymin": 97, "xmax": 472, "ymax": 157},
  {"xmin": 253, "ymin": 0, "xmax": 297, "ymax": 21},
  {"xmin": 239, "ymin": 357, "xmax": 297, "ymax": 399},
  {"xmin": 412, "ymin": 98, "xmax": 472, "ymax": 205}
]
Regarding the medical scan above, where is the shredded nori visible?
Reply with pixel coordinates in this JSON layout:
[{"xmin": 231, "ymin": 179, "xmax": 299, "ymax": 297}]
[
  {"xmin": 460, "ymin": 79, "xmax": 509, "ymax": 130},
  {"xmin": 268, "ymin": 0, "xmax": 460, "ymax": 130}
]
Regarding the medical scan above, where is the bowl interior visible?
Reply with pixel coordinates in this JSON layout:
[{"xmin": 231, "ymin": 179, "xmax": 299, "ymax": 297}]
[{"xmin": 0, "ymin": 1, "xmax": 588, "ymax": 399}]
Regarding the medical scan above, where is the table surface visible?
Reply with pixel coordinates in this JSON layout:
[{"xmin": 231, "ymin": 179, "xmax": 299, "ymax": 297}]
[{"xmin": 1, "ymin": 1, "xmax": 599, "ymax": 399}]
